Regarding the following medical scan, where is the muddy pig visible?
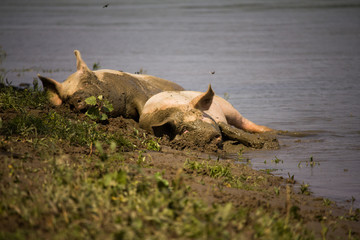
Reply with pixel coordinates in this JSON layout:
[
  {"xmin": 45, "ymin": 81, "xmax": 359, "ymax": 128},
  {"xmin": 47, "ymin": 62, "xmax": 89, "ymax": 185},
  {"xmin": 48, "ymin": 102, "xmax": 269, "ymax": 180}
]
[
  {"xmin": 38, "ymin": 50, "xmax": 184, "ymax": 121},
  {"xmin": 139, "ymin": 85, "xmax": 279, "ymax": 149}
]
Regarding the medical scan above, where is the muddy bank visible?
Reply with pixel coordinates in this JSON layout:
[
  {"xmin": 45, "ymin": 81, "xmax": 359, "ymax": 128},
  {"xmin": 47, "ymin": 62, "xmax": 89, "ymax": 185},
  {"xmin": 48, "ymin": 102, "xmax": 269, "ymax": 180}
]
[{"xmin": 0, "ymin": 87, "xmax": 359, "ymax": 239}]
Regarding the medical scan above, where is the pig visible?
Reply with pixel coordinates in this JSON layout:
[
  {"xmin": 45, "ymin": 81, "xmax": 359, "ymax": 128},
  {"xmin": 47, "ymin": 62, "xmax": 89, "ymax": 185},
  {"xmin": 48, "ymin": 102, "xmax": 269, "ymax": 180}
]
[
  {"xmin": 139, "ymin": 85, "xmax": 279, "ymax": 149},
  {"xmin": 38, "ymin": 50, "xmax": 184, "ymax": 121}
]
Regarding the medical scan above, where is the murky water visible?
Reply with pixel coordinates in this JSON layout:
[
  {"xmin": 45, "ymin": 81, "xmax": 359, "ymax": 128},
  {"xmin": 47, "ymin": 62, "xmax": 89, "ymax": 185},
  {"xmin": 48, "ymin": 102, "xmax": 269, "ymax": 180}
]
[{"xmin": 1, "ymin": 0, "xmax": 360, "ymax": 207}]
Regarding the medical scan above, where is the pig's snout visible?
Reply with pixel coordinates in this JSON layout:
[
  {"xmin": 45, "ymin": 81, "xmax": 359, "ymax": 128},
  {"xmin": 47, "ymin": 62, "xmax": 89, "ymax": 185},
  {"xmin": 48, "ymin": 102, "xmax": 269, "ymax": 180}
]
[{"xmin": 69, "ymin": 98, "xmax": 87, "ymax": 112}]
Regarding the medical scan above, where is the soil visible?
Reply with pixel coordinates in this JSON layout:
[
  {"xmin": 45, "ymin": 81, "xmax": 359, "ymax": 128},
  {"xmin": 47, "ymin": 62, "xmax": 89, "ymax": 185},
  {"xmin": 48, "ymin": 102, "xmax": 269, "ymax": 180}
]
[{"xmin": 1, "ymin": 104, "xmax": 359, "ymax": 239}]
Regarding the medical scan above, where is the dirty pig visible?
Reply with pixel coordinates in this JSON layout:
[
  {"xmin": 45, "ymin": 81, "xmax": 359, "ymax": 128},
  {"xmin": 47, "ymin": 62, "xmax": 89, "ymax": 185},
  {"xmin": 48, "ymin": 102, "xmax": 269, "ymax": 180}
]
[
  {"xmin": 38, "ymin": 50, "xmax": 184, "ymax": 121},
  {"xmin": 139, "ymin": 85, "xmax": 279, "ymax": 149}
]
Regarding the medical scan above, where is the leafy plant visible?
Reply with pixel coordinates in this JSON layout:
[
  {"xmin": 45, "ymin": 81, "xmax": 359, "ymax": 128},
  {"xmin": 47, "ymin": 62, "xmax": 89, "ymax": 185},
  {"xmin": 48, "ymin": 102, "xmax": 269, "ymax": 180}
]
[
  {"xmin": 307, "ymin": 156, "xmax": 320, "ymax": 167},
  {"xmin": 300, "ymin": 182, "xmax": 311, "ymax": 195},
  {"xmin": 287, "ymin": 172, "xmax": 295, "ymax": 184},
  {"xmin": 236, "ymin": 147, "xmax": 249, "ymax": 162},
  {"xmin": 92, "ymin": 61, "xmax": 101, "ymax": 70},
  {"xmin": 145, "ymin": 138, "xmax": 161, "ymax": 151},
  {"xmin": 85, "ymin": 95, "xmax": 114, "ymax": 121},
  {"xmin": 323, "ymin": 198, "xmax": 332, "ymax": 206},
  {"xmin": 272, "ymin": 156, "xmax": 283, "ymax": 164}
]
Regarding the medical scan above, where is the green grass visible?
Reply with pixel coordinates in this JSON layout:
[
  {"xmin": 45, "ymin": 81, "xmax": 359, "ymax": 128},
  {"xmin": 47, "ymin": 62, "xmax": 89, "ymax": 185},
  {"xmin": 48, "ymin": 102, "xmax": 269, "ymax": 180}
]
[
  {"xmin": 0, "ymin": 154, "xmax": 314, "ymax": 240},
  {"xmin": 1, "ymin": 111, "xmax": 102, "ymax": 145},
  {"xmin": 0, "ymin": 79, "xmax": 48, "ymax": 111},
  {"xmin": 0, "ymin": 81, "xmax": 134, "ymax": 151},
  {"xmin": 183, "ymin": 159, "xmax": 271, "ymax": 191}
]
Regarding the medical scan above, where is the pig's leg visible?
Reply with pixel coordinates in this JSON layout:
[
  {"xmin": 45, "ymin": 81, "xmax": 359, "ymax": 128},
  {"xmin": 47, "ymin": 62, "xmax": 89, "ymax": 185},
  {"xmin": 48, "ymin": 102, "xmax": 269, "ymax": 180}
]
[
  {"xmin": 218, "ymin": 122, "xmax": 279, "ymax": 149},
  {"xmin": 215, "ymin": 96, "xmax": 273, "ymax": 133}
]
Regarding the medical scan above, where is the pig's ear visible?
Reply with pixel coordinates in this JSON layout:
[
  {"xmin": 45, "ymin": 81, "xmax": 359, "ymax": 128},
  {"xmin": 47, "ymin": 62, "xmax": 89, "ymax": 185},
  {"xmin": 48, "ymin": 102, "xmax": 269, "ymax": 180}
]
[
  {"xmin": 74, "ymin": 50, "xmax": 91, "ymax": 73},
  {"xmin": 151, "ymin": 119, "xmax": 177, "ymax": 140},
  {"xmin": 38, "ymin": 74, "xmax": 63, "ymax": 106},
  {"xmin": 190, "ymin": 84, "xmax": 214, "ymax": 111}
]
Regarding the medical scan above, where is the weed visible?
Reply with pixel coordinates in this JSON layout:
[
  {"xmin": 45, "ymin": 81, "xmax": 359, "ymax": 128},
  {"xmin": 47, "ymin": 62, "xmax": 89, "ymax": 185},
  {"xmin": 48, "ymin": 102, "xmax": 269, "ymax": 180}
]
[
  {"xmin": 145, "ymin": 138, "xmax": 161, "ymax": 151},
  {"xmin": 307, "ymin": 156, "xmax": 320, "ymax": 167},
  {"xmin": 110, "ymin": 133, "xmax": 135, "ymax": 151},
  {"xmin": 134, "ymin": 68, "xmax": 147, "ymax": 74},
  {"xmin": 237, "ymin": 147, "xmax": 245, "ymax": 161},
  {"xmin": 320, "ymin": 223, "xmax": 328, "ymax": 240},
  {"xmin": 260, "ymin": 168, "xmax": 278, "ymax": 174},
  {"xmin": 287, "ymin": 172, "xmax": 295, "ymax": 184},
  {"xmin": 208, "ymin": 164, "xmax": 232, "ymax": 179},
  {"xmin": 184, "ymin": 159, "xmax": 259, "ymax": 190},
  {"xmin": 274, "ymin": 186, "xmax": 280, "ymax": 196},
  {"xmin": 85, "ymin": 95, "xmax": 114, "ymax": 121},
  {"xmin": 132, "ymin": 128, "xmax": 162, "ymax": 151},
  {"xmin": 347, "ymin": 196, "xmax": 359, "ymax": 221},
  {"xmin": 154, "ymin": 172, "xmax": 170, "ymax": 193},
  {"xmin": 92, "ymin": 61, "xmax": 101, "ymax": 70},
  {"xmin": 184, "ymin": 159, "xmax": 232, "ymax": 179},
  {"xmin": 236, "ymin": 148, "xmax": 250, "ymax": 162},
  {"xmin": 300, "ymin": 182, "xmax": 311, "ymax": 195},
  {"xmin": 323, "ymin": 198, "xmax": 333, "ymax": 206},
  {"xmin": 136, "ymin": 150, "xmax": 153, "ymax": 167},
  {"xmin": 272, "ymin": 156, "xmax": 283, "ymax": 164}
]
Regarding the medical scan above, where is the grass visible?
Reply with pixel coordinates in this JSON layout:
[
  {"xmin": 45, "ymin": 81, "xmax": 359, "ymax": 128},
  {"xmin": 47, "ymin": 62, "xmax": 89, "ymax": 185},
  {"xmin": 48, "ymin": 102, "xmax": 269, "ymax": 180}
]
[
  {"xmin": 1, "ymin": 110, "xmax": 103, "ymax": 145},
  {"xmin": 298, "ymin": 156, "xmax": 320, "ymax": 168},
  {"xmin": 323, "ymin": 198, "xmax": 333, "ymax": 207},
  {"xmin": 1, "ymin": 154, "xmax": 313, "ymax": 240},
  {"xmin": 0, "ymin": 79, "xmax": 48, "ymax": 111},
  {"xmin": 183, "ymin": 159, "xmax": 272, "ymax": 191}
]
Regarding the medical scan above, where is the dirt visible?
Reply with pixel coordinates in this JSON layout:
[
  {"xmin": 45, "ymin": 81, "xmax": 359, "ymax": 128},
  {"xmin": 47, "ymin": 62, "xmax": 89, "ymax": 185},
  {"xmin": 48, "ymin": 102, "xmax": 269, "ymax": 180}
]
[{"xmin": 1, "ymin": 105, "xmax": 359, "ymax": 239}]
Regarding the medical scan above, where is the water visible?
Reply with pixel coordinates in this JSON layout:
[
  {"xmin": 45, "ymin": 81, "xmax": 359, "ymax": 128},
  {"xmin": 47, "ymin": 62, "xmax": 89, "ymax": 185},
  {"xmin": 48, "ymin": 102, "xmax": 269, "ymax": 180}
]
[{"xmin": 1, "ymin": 0, "xmax": 360, "ymax": 208}]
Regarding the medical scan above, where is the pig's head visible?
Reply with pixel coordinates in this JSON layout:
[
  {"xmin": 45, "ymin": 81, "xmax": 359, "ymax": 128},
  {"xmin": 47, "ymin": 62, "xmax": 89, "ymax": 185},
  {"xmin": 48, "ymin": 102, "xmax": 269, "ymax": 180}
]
[
  {"xmin": 38, "ymin": 50, "xmax": 100, "ymax": 110},
  {"xmin": 139, "ymin": 85, "xmax": 222, "ymax": 148}
]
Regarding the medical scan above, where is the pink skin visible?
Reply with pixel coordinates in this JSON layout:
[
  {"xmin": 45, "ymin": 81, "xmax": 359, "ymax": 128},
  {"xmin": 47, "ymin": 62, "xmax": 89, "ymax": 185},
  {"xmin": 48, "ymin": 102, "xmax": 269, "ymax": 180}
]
[{"xmin": 213, "ymin": 96, "xmax": 273, "ymax": 133}]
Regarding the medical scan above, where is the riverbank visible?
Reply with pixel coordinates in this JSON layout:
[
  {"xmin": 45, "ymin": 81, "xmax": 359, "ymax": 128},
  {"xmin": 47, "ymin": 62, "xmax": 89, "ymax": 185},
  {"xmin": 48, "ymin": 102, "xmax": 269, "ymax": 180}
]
[{"xmin": 0, "ymin": 84, "xmax": 359, "ymax": 239}]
